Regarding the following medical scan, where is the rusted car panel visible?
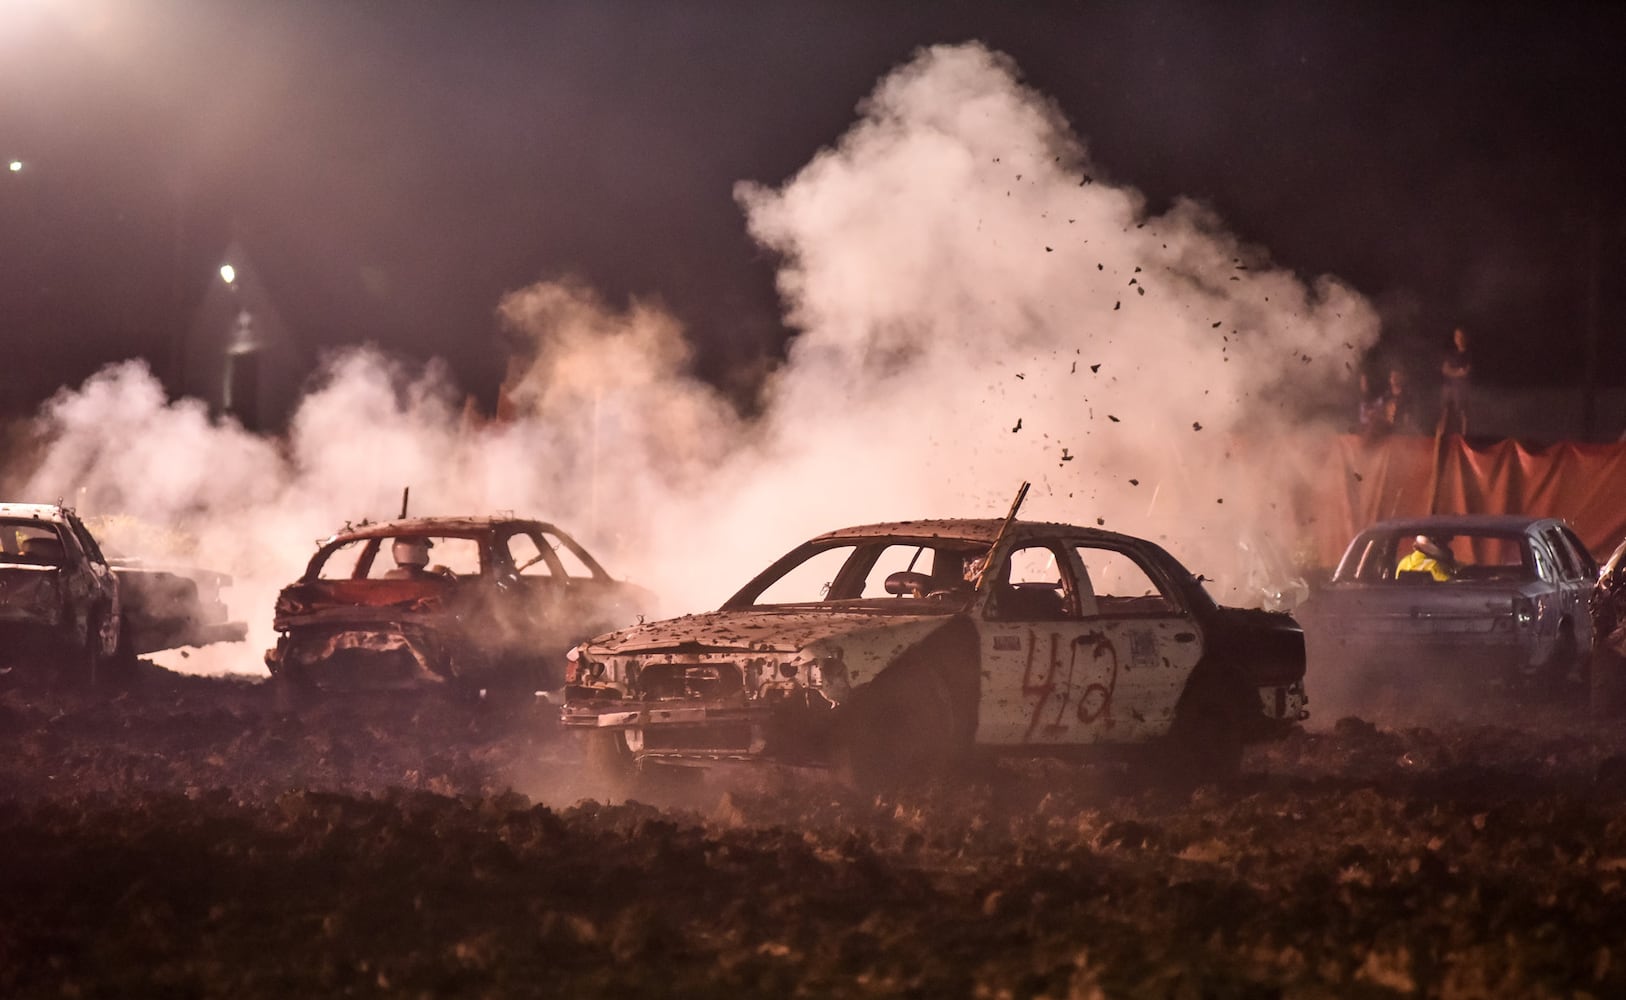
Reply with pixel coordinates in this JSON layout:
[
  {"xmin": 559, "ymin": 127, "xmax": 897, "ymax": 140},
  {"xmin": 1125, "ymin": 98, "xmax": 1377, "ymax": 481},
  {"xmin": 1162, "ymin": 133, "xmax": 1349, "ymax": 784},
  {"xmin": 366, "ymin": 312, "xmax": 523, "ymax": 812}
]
[
  {"xmin": 563, "ymin": 519, "xmax": 1307, "ymax": 777},
  {"xmin": 1301, "ymin": 515, "xmax": 1597, "ymax": 685},
  {"xmin": 266, "ymin": 516, "xmax": 653, "ymax": 696},
  {"xmin": 0, "ymin": 503, "xmax": 122, "ymax": 669}
]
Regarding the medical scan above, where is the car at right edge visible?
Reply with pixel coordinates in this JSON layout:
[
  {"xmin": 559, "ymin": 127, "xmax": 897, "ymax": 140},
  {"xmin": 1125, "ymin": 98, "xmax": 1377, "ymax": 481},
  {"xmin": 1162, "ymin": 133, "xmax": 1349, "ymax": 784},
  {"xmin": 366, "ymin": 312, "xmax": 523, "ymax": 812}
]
[{"xmin": 1301, "ymin": 515, "xmax": 1597, "ymax": 691}]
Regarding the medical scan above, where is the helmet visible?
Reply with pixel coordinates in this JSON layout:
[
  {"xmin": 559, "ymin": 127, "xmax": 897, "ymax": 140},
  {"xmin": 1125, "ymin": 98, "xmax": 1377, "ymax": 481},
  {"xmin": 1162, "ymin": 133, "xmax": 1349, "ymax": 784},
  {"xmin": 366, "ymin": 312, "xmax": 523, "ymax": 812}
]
[
  {"xmin": 1413, "ymin": 535, "xmax": 1447, "ymax": 560},
  {"xmin": 392, "ymin": 536, "xmax": 431, "ymax": 569}
]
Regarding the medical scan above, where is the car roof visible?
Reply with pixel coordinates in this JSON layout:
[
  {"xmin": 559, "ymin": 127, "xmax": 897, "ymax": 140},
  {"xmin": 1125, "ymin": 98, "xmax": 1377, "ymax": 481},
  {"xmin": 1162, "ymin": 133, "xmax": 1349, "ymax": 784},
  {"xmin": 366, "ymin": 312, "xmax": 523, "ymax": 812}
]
[
  {"xmin": 323, "ymin": 516, "xmax": 563, "ymax": 543},
  {"xmin": 810, "ymin": 518, "xmax": 1138, "ymax": 547},
  {"xmin": 0, "ymin": 503, "xmax": 69, "ymax": 523},
  {"xmin": 1362, "ymin": 514, "xmax": 1560, "ymax": 535}
]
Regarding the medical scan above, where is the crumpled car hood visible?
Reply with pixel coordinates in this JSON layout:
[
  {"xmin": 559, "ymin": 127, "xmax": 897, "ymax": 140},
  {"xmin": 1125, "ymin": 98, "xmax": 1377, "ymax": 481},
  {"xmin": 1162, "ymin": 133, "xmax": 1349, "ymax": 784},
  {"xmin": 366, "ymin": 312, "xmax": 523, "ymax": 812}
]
[{"xmin": 583, "ymin": 607, "xmax": 955, "ymax": 658}]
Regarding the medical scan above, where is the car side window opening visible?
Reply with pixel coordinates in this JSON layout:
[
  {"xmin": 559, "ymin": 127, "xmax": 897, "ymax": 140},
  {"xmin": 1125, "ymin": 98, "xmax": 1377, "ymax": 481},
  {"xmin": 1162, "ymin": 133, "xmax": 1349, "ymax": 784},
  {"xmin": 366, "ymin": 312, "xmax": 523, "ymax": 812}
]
[
  {"xmin": 1557, "ymin": 526, "xmax": 1599, "ymax": 577},
  {"xmin": 0, "ymin": 521, "xmax": 67, "ymax": 565},
  {"xmin": 540, "ymin": 530, "xmax": 598, "ymax": 579},
  {"xmin": 1541, "ymin": 528, "xmax": 1582, "ymax": 581},
  {"xmin": 364, "ymin": 536, "xmax": 480, "ymax": 579},
  {"xmin": 314, "ymin": 539, "xmax": 371, "ymax": 580},
  {"xmin": 1530, "ymin": 540, "xmax": 1558, "ymax": 583},
  {"xmin": 753, "ymin": 544, "xmax": 857, "ymax": 606},
  {"xmin": 507, "ymin": 531, "xmax": 563, "ymax": 578},
  {"xmin": 1076, "ymin": 545, "xmax": 1178, "ymax": 615},
  {"xmin": 986, "ymin": 543, "xmax": 1076, "ymax": 621}
]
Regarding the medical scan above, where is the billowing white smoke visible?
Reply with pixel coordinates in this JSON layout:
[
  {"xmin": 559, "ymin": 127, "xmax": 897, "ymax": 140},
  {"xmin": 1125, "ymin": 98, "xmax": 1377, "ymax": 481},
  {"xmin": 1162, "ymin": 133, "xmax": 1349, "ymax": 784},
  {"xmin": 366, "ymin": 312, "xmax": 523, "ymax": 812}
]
[{"xmin": 13, "ymin": 42, "xmax": 1377, "ymax": 674}]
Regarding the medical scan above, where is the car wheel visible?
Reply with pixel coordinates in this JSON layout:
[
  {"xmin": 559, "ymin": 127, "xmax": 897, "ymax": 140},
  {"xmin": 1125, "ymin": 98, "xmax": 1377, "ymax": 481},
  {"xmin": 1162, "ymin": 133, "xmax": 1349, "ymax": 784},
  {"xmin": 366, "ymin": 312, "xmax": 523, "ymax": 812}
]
[
  {"xmin": 62, "ymin": 607, "xmax": 115, "ymax": 687},
  {"xmin": 581, "ymin": 729, "xmax": 638, "ymax": 801},
  {"xmin": 100, "ymin": 618, "xmax": 141, "ymax": 688},
  {"xmin": 1151, "ymin": 676, "xmax": 1247, "ymax": 787},
  {"xmin": 271, "ymin": 670, "xmax": 316, "ymax": 712},
  {"xmin": 1538, "ymin": 622, "xmax": 1583, "ymax": 694},
  {"xmin": 832, "ymin": 675, "xmax": 960, "ymax": 793}
]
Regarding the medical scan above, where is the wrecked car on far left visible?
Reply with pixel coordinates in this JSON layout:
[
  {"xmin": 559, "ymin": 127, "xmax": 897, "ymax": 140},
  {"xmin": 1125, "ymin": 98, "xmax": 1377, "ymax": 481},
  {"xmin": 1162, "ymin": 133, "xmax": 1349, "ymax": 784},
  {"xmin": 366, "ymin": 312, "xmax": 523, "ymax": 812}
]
[{"xmin": 0, "ymin": 503, "xmax": 123, "ymax": 679}]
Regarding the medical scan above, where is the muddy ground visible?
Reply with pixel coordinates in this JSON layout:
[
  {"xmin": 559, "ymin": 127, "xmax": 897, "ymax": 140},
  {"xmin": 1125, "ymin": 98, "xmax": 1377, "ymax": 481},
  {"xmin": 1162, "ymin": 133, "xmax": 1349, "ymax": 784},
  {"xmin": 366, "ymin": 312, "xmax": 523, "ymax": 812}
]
[{"xmin": 3, "ymin": 661, "xmax": 1625, "ymax": 999}]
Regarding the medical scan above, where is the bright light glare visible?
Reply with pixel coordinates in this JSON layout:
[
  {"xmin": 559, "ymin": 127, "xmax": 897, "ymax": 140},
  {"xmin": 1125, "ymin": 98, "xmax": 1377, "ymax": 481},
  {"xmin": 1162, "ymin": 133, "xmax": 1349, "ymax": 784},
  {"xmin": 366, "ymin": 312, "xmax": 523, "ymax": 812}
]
[
  {"xmin": 219, "ymin": 264, "xmax": 237, "ymax": 284},
  {"xmin": 6, "ymin": 161, "xmax": 20, "ymax": 173}
]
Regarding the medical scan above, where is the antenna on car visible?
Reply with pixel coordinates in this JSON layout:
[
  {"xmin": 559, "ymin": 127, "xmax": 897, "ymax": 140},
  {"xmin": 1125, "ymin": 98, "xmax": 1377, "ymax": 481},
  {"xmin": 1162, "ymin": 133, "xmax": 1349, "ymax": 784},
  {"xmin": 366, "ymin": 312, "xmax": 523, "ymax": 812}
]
[
  {"xmin": 400, "ymin": 487, "xmax": 410, "ymax": 520},
  {"xmin": 974, "ymin": 481, "xmax": 1031, "ymax": 588}
]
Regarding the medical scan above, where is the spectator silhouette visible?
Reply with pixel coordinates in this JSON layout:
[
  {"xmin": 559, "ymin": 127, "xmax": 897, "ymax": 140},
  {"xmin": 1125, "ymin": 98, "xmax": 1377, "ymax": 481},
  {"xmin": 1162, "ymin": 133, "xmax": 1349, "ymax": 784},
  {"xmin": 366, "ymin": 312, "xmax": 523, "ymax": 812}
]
[{"xmin": 1438, "ymin": 327, "xmax": 1472, "ymax": 435}]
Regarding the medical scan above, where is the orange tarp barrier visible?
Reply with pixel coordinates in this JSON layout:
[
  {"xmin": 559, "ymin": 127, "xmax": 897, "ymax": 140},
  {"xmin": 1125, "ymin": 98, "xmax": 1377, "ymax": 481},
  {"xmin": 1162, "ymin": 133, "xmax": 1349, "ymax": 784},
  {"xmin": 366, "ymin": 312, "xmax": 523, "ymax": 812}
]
[{"xmin": 1300, "ymin": 435, "xmax": 1626, "ymax": 567}]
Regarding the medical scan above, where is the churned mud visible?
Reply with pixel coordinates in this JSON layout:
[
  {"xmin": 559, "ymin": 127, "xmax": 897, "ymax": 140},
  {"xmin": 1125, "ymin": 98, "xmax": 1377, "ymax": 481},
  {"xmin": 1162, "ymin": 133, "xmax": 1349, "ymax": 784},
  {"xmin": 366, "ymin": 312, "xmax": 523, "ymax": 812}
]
[{"xmin": 2, "ymin": 660, "xmax": 1624, "ymax": 998}]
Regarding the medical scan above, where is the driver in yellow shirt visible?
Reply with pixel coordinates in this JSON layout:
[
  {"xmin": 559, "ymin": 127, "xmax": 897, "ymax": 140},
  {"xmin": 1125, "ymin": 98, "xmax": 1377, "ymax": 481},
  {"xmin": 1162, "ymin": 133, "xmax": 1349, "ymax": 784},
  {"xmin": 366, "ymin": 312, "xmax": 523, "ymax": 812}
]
[{"xmin": 1396, "ymin": 534, "xmax": 1455, "ymax": 582}]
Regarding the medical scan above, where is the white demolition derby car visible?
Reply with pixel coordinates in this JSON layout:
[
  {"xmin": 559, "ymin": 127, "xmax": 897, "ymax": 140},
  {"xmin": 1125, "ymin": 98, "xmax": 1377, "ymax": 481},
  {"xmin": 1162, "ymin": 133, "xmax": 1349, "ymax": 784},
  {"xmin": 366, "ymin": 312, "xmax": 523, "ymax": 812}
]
[{"xmin": 563, "ymin": 514, "xmax": 1308, "ymax": 787}]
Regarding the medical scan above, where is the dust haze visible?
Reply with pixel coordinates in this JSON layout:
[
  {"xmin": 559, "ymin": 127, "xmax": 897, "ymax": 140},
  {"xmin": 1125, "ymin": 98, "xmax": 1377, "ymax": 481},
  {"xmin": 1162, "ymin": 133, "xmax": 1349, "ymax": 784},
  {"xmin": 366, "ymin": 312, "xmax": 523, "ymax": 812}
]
[{"xmin": 6, "ymin": 43, "xmax": 1377, "ymax": 675}]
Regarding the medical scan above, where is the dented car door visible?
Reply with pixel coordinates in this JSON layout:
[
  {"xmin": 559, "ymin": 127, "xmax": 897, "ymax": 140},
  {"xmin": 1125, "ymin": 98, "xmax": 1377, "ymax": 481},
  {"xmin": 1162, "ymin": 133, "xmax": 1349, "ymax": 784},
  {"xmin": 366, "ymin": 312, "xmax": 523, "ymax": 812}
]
[
  {"xmin": 974, "ymin": 540, "xmax": 1102, "ymax": 746},
  {"xmin": 975, "ymin": 539, "xmax": 1202, "ymax": 746},
  {"xmin": 1067, "ymin": 542, "xmax": 1203, "ymax": 742}
]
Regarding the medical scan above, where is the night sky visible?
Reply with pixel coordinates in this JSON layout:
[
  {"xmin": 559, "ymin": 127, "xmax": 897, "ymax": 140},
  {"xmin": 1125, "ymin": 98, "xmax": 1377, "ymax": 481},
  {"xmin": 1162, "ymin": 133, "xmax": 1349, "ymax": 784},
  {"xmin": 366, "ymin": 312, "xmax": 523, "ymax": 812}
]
[{"xmin": 3, "ymin": 0, "xmax": 1623, "ymax": 421}]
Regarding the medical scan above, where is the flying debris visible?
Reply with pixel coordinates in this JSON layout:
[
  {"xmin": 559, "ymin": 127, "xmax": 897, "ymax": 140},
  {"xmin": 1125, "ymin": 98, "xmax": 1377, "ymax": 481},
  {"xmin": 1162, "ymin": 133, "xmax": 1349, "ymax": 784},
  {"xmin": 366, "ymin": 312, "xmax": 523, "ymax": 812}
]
[
  {"xmin": 1212, "ymin": 321, "xmax": 1223, "ymax": 328},
  {"xmin": 1045, "ymin": 246, "xmax": 1053, "ymax": 253},
  {"xmin": 1129, "ymin": 479, "xmax": 1140, "ymax": 486},
  {"xmin": 1012, "ymin": 418, "xmax": 1023, "ymax": 433},
  {"xmin": 1108, "ymin": 415, "xmax": 1120, "ymax": 423},
  {"xmin": 1193, "ymin": 422, "xmax": 1203, "ymax": 431},
  {"xmin": 1090, "ymin": 364, "xmax": 1101, "ymax": 373},
  {"xmin": 1060, "ymin": 448, "xmax": 1073, "ymax": 462}
]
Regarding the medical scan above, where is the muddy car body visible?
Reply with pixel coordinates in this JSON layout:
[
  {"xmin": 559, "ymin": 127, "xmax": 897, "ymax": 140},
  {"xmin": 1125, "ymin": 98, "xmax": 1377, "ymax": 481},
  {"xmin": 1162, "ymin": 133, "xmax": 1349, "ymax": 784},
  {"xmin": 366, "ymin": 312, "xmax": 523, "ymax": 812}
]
[
  {"xmin": 0, "ymin": 503, "xmax": 124, "ymax": 672},
  {"xmin": 267, "ymin": 517, "xmax": 653, "ymax": 696},
  {"xmin": 563, "ymin": 519, "xmax": 1307, "ymax": 782},
  {"xmin": 1302, "ymin": 515, "xmax": 1596, "ymax": 686}
]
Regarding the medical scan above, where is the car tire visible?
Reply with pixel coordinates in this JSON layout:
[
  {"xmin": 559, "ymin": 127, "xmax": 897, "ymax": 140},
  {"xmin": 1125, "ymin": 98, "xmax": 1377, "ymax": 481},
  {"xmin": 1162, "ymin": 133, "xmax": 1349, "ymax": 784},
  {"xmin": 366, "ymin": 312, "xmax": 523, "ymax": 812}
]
[
  {"xmin": 63, "ymin": 606, "xmax": 115, "ymax": 688},
  {"xmin": 581, "ymin": 729, "xmax": 638, "ymax": 801},
  {"xmin": 832, "ymin": 675, "xmax": 960, "ymax": 794},
  {"xmin": 1538, "ymin": 622, "xmax": 1583, "ymax": 694},
  {"xmin": 271, "ymin": 671, "xmax": 316, "ymax": 713},
  {"xmin": 1151, "ymin": 675, "xmax": 1247, "ymax": 788}
]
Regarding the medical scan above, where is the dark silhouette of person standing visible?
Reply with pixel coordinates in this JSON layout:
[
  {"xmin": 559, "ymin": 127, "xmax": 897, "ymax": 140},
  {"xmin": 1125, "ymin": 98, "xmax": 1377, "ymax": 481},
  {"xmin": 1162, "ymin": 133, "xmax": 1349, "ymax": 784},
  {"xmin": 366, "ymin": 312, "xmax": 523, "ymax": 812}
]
[{"xmin": 1438, "ymin": 327, "xmax": 1472, "ymax": 435}]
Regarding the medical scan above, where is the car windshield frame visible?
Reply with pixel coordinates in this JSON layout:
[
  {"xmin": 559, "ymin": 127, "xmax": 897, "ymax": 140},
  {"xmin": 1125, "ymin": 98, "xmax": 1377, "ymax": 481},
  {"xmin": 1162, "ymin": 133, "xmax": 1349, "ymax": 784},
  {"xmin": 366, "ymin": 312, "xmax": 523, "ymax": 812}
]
[{"xmin": 722, "ymin": 535, "xmax": 991, "ymax": 613}]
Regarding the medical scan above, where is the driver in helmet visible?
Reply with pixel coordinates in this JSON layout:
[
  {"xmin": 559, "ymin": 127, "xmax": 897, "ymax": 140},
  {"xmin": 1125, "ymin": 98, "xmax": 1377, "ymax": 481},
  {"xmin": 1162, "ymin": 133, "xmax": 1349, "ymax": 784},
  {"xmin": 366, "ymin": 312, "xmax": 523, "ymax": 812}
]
[{"xmin": 384, "ymin": 536, "xmax": 441, "ymax": 579}]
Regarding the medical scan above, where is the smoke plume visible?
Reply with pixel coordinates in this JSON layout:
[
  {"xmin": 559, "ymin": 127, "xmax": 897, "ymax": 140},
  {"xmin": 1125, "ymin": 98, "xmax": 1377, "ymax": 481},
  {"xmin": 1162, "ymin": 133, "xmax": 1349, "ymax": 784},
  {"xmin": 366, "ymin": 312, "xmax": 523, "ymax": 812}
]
[{"xmin": 11, "ymin": 42, "xmax": 1377, "ymax": 674}]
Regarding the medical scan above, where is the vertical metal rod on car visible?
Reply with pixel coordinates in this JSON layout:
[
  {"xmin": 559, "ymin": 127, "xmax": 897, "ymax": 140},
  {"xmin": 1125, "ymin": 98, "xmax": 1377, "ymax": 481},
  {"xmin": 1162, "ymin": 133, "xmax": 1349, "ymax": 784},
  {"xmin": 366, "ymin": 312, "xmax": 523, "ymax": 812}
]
[{"xmin": 975, "ymin": 481, "xmax": 1031, "ymax": 588}]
